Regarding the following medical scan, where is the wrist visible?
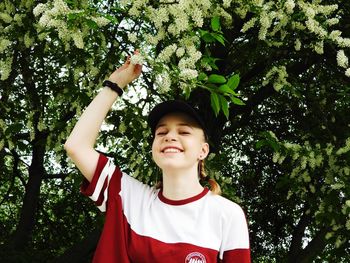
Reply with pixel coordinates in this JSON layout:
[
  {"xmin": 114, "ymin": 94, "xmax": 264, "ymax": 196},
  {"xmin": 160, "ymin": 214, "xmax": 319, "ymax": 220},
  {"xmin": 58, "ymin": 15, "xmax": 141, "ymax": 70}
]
[
  {"xmin": 108, "ymin": 77, "xmax": 127, "ymax": 89},
  {"xmin": 103, "ymin": 80, "xmax": 124, "ymax": 97}
]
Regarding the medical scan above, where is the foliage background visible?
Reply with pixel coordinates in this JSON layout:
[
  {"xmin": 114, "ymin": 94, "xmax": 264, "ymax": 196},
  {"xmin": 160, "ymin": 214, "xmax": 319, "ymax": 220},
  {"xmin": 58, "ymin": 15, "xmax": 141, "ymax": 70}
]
[{"xmin": 0, "ymin": 0, "xmax": 349, "ymax": 262}]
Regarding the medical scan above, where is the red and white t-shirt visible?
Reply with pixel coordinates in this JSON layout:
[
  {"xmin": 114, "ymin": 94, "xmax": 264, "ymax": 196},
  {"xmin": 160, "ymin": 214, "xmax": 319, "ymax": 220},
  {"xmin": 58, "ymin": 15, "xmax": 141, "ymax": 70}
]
[{"xmin": 81, "ymin": 154, "xmax": 251, "ymax": 263}]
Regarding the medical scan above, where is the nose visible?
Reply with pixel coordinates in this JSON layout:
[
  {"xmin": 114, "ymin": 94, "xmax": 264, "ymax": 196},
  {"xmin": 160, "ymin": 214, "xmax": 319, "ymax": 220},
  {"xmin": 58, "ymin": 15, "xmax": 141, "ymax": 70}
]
[
  {"xmin": 163, "ymin": 131, "xmax": 177, "ymax": 142},
  {"xmin": 164, "ymin": 137, "xmax": 177, "ymax": 142}
]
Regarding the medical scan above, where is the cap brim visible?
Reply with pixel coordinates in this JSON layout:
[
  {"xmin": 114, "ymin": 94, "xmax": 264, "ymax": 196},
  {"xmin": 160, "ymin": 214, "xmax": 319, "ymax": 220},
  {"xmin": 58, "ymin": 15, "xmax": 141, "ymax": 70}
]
[{"xmin": 148, "ymin": 100, "xmax": 206, "ymax": 136}]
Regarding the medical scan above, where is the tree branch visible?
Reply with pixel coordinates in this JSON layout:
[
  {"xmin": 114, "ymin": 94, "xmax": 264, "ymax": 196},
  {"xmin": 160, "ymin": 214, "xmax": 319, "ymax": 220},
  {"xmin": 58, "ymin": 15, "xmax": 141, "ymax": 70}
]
[
  {"xmin": 43, "ymin": 173, "xmax": 70, "ymax": 180},
  {"xmin": 299, "ymin": 227, "xmax": 329, "ymax": 263},
  {"xmin": 287, "ymin": 206, "xmax": 312, "ymax": 262}
]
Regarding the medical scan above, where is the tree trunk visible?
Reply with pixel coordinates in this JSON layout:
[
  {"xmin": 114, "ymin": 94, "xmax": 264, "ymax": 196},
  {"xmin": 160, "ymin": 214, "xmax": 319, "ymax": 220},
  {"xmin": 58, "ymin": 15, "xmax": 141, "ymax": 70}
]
[
  {"xmin": 9, "ymin": 137, "xmax": 46, "ymax": 250},
  {"xmin": 287, "ymin": 208, "xmax": 311, "ymax": 262}
]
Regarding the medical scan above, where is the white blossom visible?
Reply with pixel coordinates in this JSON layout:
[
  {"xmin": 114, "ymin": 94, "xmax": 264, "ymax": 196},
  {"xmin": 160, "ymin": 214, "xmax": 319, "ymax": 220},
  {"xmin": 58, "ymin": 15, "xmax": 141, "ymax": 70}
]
[
  {"xmin": 147, "ymin": 7, "xmax": 168, "ymax": 29},
  {"xmin": 345, "ymin": 200, "xmax": 350, "ymax": 207},
  {"xmin": 272, "ymin": 152, "xmax": 280, "ymax": 163},
  {"xmin": 310, "ymin": 185, "xmax": 316, "ymax": 193},
  {"xmin": 345, "ymin": 68, "xmax": 350, "ymax": 77},
  {"xmin": 130, "ymin": 53, "xmax": 144, "ymax": 65},
  {"xmin": 331, "ymin": 183, "xmax": 344, "ymax": 190},
  {"xmin": 317, "ymin": 4, "xmax": 338, "ymax": 15},
  {"xmin": 305, "ymin": 18, "xmax": 317, "ymax": 33},
  {"xmin": 292, "ymin": 21, "xmax": 306, "ymax": 30},
  {"xmin": 215, "ymin": 7, "xmax": 232, "ymax": 26},
  {"xmin": 8, "ymin": 140, "xmax": 14, "ymax": 151},
  {"xmin": 191, "ymin": 7, "xmax": 203, "ymax": 27},
  {"xmin": 314, "ymin": 41, "xmax": 324, "ymax": 54},
  {"xmin": 91, "ymin": 16, "xmax": 110, "ymax": 27},
  {"xmin": 157, "ymin": 44, "xmax": 177, "ymax": 62},
  {"xmin": 14, "ymin": 14, "xmax": 24, "ymax": 25},
  {"xmin": 294, "ymin": 39, "xmax": 301, "ymax": 51},
  {"xmin": 305, "ymin": 7, "xmax": 315, "ymax": 18},
  {"xmin": 52, "ymin": 0, "xmax": 70, "ymax": 14},
  {"xmin": 336, "ymin": 50, "xmax": 348, "ymax": 68},
  {"xmin": 241, "ymin": 17, "xmax": 257, "ymax": 33},
  {"xmin": 326, "ymin": 18, "xmax": 339, "ymax": 26},
  {"xmin": 284, "ymin": 0, "xmax": 295, "ymax": 14},
  {"xmin": 128, "ymin": 32, "xmax": 138, "ymax": 43},
  {"xmin": 24, "ymin": 32, "xmax": 34, "ymax": 48},
  {"xmin": 37, "ymin": 119, "xmax": 46, "ymax": 132},
  {"xmin": 0, "ymin": 13, "xmax": 12, "ymax": 23},
  {"xmin": 38, "ymin": 13, "xmax": 51, "ymax": 27},
  {"xmin": 262, "ymin": 65, "xmax": 290, "ymax": 92},
  {"xmin": 268, "ymin": 131, "xmax": 278, "ymax": 141},
  {"xmin": 118, "ymin": 121, "xmax": 126, "ymax": 134},
  {"xmin": 329, "ymin": 30, "xmax": 342, "ymax": 41},
  {"xmin": 155, "ymin": 71, "xmax": 171, "ymax": 94},
  {"xmin": 176, "ymin": 47, "xmax": 185, "ymax": 58},
  {"xmin": 0, "ymin": 39, "xmax": 11, "ymax": 53},
  {"xmin": 72, "ymin": 30, "xmax": 84, "ymax": 49},
  {"xmin": 179, "ymin": 68, "xmax": 198, "ymax": 80},
  {"xmin": 0, "ymin": 55, "xmax": 13, "ymax": 80},
  {"xmin": 33, "ymin": 3, "xmax": 47, "ymax": 17},
  {"xmin": 223, "ymin": 0, "xmax": 232, "ymax": 8},
  {"xmin": 337, "ymin": 37, "xmax": 350, "ymax": 48}
]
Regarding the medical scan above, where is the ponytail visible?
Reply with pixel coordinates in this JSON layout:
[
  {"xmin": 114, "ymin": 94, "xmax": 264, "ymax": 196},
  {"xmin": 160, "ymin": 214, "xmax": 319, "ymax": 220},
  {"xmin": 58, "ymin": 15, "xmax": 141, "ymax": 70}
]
[{"xmin": 199, "ymin": 160, "xmax": 221, "ymax": 195}]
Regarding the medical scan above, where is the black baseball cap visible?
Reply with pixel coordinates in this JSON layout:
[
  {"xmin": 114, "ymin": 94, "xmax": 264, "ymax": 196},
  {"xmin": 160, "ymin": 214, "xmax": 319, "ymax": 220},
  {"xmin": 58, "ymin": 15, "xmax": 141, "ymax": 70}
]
[{"xmin": 148, "ymin": 100, "xmax": 209, "ymax": 141}]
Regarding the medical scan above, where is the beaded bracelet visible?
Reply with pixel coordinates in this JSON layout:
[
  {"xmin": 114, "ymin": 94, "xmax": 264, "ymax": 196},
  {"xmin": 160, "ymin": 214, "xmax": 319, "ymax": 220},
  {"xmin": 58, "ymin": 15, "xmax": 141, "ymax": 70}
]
[{"xmin": 102, "ymin": 80, "xmax": 124, "ymax": 97}]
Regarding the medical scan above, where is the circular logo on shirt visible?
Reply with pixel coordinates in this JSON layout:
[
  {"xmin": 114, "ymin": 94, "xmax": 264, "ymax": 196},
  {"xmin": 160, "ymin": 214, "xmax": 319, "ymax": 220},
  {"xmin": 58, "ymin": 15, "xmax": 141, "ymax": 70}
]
[{"xmin": 185, "ymin": 252, "xmax": 206, "ymax": 263}]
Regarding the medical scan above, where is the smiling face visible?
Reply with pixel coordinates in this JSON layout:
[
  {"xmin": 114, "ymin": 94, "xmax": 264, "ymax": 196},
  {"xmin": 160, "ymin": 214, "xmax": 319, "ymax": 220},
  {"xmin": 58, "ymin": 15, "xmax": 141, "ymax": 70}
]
[{"xmin": 151, "ymin": 112, "xmax": 209, "ymax": 172}]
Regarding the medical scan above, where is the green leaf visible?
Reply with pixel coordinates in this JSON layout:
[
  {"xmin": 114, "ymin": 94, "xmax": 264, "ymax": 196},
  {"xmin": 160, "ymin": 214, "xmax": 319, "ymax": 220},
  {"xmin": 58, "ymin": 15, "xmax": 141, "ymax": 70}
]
[
  {"xmin": 199, "ymin": 29, "xmax": 208, "ymax": 37},
  {"xmin": 269, "ymin": 141, "xmax": 280, "ymax": 151},
  {"xmin": 6, "ymin": 123, "xmax": 23, "ymax": 135},
  {"xmin": 218, "ymin": 84, "xmax": 236, "ymax": 95},
  {"xmin": 201, "ymin": 56, "xmax": 220, "ymax": 70},
  {"xmin": 104, "ymin": 15, "xmax": 118, "ymax": 24},
  {"xmin": 67, "ymin": 13, "xmax": 79, "ymax": 21},
  {"xmin": 206, "ymin": 83, "xmax": 217, "ymax": 90},
  {"xmin": 208, "ymin": 74, "xmax": 226, "ymax": 84},
  {"xmin": 209, "ymin": 60, "xmax": 219, "ymax": 70},
  {"xmin": 212, "ymin": 32, "xmax": 226, "ymax": 46},
  {"xmin": 184, "ymin": 85, "xmax": 191, "ymax": 100},
  {"xmin": 210, "ymin": 92, "xmax": 220, "ymax": 116},
  {"xmin": 256, "ymin": 140, "xmax": 268, "ymax": 149},
  {"xmin": 227, "ymin": 74, "xmax": 240, "ymax": 90},
  {"xmin": 202, "ymin": 33, "xmax": 216, "ymax": 43},
  {"xmin": 231, "ymin": 96, "xmax": 245, "ymax": 105},
  {"xmin": 219, "ymin": 94, "xmax": 229, "ymax": 119},
  {"xmin": 86, "ymin": 19, "xmax": 98, "ymax": 29},
  {"xmin": 198, "ymin": 72, "xmax": 208, "ymax": 81},
  {"xmin": 211, "ymin": 16, "xmax": 220, "ymax": 31}
]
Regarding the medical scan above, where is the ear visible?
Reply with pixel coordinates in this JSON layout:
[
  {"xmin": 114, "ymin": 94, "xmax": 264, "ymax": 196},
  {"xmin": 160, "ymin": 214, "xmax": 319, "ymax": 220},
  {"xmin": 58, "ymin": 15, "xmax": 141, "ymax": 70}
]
[{"xmin": 199, "ymin": 142, "xmax": 209, "ymax": 160}]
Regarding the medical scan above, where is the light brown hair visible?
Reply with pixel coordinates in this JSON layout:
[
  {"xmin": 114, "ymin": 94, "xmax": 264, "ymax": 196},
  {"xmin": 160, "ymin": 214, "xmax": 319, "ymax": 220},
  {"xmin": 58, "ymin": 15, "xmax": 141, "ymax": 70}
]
[{"xmin": 198, "ymin": 159, "xmax": 221, "ymax": 195}]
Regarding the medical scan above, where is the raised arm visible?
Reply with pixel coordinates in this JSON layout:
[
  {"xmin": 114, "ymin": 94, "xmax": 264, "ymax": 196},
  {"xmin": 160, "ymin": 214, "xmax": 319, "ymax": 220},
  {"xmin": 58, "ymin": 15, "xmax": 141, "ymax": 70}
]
[{"xmin": 64, "ymin": 52, "xmax": 142, "ymax": 182}]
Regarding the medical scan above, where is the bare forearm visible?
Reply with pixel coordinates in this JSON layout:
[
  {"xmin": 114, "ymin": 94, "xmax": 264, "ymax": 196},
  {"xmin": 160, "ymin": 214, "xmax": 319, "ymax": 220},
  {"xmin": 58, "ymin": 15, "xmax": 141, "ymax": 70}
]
[
  {"xmin": 64, "ymin": 51, "xmax": 142, "ymax": 180},
  {"xmin": 65, "ymin": 87, "xmax": 118, "ymax": 151}
]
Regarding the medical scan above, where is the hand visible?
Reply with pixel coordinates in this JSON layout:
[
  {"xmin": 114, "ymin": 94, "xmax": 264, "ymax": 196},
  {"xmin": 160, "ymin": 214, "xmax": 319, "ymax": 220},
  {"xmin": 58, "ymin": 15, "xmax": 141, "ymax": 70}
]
[{"xmin": 108, "ymin": 50, "xmax": 143, "ymax": 88}]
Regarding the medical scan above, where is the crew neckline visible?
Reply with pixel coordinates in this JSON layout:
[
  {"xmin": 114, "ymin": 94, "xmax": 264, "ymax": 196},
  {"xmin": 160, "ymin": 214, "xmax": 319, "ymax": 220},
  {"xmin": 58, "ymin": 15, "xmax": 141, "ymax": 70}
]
[{"xmin": 158, "ymin": 187, "xmax": 209, "ymax": 206}]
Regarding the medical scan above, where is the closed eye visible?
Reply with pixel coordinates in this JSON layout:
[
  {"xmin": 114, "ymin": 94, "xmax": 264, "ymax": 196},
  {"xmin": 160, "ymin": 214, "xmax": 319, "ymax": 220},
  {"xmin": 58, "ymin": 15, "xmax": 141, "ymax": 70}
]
[{"xmin": 156, "ymin": 128, "xmax": 168, "ymax": 135}]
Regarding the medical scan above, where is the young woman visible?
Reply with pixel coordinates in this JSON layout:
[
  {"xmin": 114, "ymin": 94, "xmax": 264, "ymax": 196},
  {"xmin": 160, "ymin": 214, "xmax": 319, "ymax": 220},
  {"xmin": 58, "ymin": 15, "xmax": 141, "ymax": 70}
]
[{"xmin": 64, "ymin": 52, "xmax": 251, "ymax": 263}]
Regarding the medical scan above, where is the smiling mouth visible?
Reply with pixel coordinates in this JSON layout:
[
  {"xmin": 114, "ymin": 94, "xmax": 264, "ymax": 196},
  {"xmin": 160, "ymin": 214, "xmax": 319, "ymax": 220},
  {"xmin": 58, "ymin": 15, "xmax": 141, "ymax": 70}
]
[{"xmin": 161, "ymin": 147, "xmax": 183, "ymax": 153}]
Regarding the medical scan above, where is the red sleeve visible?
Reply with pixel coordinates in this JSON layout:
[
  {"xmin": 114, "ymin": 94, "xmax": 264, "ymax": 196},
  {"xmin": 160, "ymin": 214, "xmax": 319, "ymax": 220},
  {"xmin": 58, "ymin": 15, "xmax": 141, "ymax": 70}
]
[
  {"xmin": 80, "ymin": 154, "xmax": 108, "ymax": 196},
  {"xmin": 80, "ymin": 153, "xmax": 122, "ymax": 212}
]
